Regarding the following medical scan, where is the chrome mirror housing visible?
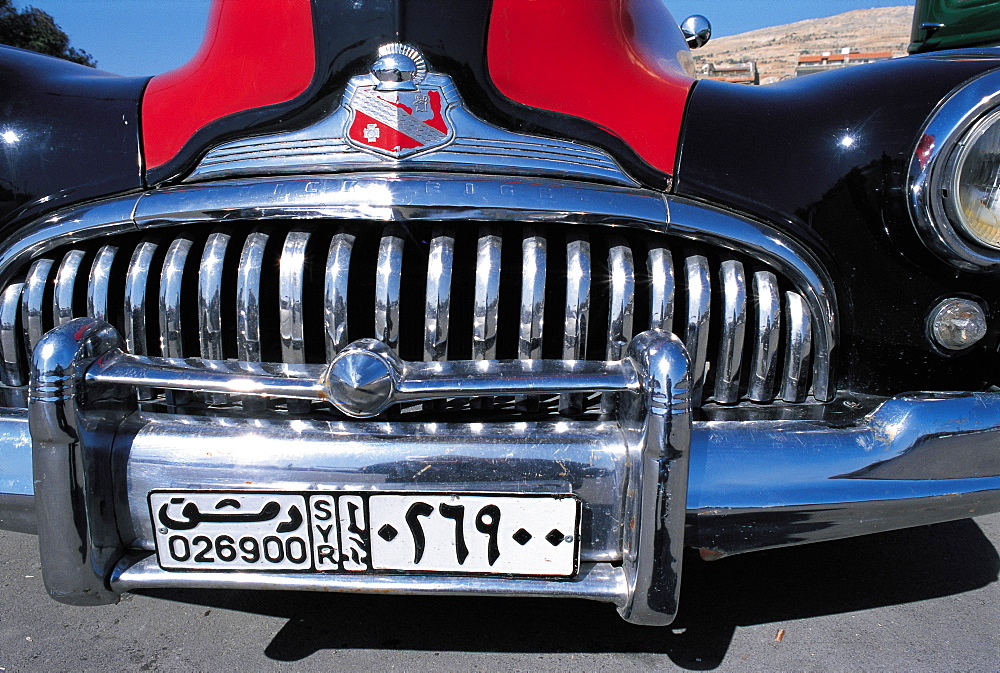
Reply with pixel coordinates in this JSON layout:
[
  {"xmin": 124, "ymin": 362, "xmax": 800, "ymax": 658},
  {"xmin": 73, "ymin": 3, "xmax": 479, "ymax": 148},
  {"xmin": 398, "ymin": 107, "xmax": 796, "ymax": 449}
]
[{"xmin": 681, "ymin": 15, "xmax": 712, "ymax": 49}]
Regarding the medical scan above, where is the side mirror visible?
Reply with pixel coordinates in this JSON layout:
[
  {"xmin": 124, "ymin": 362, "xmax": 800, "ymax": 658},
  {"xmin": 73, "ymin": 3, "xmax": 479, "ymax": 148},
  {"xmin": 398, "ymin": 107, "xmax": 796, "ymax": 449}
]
[{"xmin": 681, "ymin": 15, "xmax": 712, "ymax": 49}]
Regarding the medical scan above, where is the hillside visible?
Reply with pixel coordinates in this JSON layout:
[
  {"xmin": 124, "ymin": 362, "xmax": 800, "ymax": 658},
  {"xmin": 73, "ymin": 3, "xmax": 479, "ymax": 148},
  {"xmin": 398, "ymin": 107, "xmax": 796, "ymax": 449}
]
[{"xmin": 691, "ymin": 6, "xmax": 914, "ymax": 83}]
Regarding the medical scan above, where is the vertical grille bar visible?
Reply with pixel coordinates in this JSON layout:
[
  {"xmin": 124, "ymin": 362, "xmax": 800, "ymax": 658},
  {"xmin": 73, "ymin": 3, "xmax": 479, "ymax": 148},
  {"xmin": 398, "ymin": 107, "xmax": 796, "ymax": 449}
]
[
  {"xmin": 472, "ymin": 226, "xmax": 501, "ymax": 361},
  {"xmin": 199, "ymin": 232, "xmax": 230, "ymax": 405},
  {"xmin": 279, "ymin": 229, "xmax": 310, "ymax": 364},
  {"xmin": 714, "ymin": 260, "xmax": 747, "ymax": 404},
  {"xmin": 781, "ymin": 291, "xmax": 813, "ymax": 403},
  {"xmin": 159, "ymin": 237, "xmax": 192, "ymax": 358},
  {"xmin": 603, "ymin": 240, "xmax": 634, "ymax": 413},
  {"xmin": 424, "ymin": 226, "xmax": 454, "ymax": 362},
  {"xmin": 748, "ymin": 270, "xmax": 781, "ymax": 402},
  {"xmin": 0, "ymin": 283, "xmax": 24, "ymax": 386},
  {"xmin": 236, "ymin": 230, "xmax": 268, "ymax": 362},
  {"xmin": 561, "ymin": 235, "xmax": 591, "ymax": 416},
  {"xmin": 124, "ymin": 241, "xmax": 157, "ymax": 358},
  {"xmin": 87, "ymin": 245, "xmax": 117, "ymax": 321},
  {"xmin": 198, "ymin": 231, "xmax": 229, "ymax": 360},
  {"xmin": 53, "ymin": 250, "xmax": 85, "ymax": 326},
  {"xmin": 324, "ymin": 230, "xmax": 354, "ymax": 360},
  {"xmin": 684, "ymin": 255, "xmax": 711, "ymax": 403},
  {"xmin": 22, "ymin": 258, "xmax": 54, "ymax": 358},
  {"xmin": 519, "ymin": 230, "xmax": 546, "ymax": 359},
  {"xmin": 647, "ymin": 247, "xmax": 674, "ymax": 332},
  {"xmin": 375, "ymin": 229, "xmax": 404, "ymax": 350}
]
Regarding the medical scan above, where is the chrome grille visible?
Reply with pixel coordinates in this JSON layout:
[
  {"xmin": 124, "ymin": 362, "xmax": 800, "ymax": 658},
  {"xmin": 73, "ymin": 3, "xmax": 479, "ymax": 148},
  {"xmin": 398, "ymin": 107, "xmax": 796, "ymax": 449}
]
[{"xmin": 0, "ymin": 221, "xmax": 823, "ymax": 412}]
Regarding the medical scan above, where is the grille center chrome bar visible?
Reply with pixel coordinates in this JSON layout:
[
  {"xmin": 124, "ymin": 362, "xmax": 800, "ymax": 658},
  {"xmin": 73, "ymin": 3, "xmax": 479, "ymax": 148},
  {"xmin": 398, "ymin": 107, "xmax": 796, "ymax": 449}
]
[{"xmin": 87, "ymin": 337, "xmax": 641, "ymax": 418}]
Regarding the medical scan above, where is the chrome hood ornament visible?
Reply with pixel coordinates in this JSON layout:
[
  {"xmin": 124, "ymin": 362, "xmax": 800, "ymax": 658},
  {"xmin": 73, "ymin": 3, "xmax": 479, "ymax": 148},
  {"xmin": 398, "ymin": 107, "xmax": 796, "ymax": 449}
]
[
  {"xmin": 187, "ymin": 43, "xmax": 636, "ymax": 186},
  {"xmin": 345, "ymin": 43, "xmax": 455, "ymax": 158}
]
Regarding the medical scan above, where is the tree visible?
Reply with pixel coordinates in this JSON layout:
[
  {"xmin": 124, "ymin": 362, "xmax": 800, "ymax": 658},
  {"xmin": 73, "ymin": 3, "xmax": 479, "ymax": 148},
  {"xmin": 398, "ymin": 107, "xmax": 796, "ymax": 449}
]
[{"xmin": 0, "ymin": 0, "xmax": 95, "ymax": 67}]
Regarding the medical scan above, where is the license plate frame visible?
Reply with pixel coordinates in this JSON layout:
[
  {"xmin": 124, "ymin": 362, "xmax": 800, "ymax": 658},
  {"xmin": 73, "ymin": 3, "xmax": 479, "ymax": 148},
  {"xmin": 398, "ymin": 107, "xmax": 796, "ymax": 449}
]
[{"xmin": 148, "ymin": 490, "xmax": 581, "ymax": 579}]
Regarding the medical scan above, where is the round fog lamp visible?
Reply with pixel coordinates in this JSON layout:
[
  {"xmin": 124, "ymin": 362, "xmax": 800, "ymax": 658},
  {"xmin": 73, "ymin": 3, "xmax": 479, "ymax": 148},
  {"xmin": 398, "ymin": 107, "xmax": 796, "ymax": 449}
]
[{"xmin": 928, "ymin": 298, "xmax": 988, "ymax": 351}]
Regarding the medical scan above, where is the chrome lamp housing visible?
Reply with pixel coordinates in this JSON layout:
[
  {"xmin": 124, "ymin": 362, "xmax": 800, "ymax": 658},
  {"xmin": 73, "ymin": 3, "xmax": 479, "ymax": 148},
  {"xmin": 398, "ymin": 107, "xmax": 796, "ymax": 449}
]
[{"xmin": 911, "ymin": 69, "xmax": 1000, "ymax": 271}]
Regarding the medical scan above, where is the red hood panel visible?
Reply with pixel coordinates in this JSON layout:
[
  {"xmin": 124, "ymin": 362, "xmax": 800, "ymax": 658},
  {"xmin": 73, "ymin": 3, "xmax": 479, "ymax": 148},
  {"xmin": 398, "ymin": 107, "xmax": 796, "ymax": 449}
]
[
  {"xmin": 140, "ymin": 0, "xmax": 693, "ymax": 181},
  {"xmin": 141, "ymin": 0, "xmax": 315, "ymax": 170},
  {"xmin": 487, "ymin": 0, "xmax": 694, "ymax": 176}
]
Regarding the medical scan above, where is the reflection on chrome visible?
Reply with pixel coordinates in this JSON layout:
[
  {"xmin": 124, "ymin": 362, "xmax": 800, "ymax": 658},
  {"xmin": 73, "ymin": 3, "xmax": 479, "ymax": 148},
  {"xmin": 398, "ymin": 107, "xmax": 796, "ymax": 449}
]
[
  {"xmin": 748, "ymin": 270, "xmax": 781, "ymax": 402},
  {"xmin": 424, "ymin": 226, "xmax": 454, "ymax": 362},
  {"xmin": 375, "ymin": 228, "xmax": 404, "ymax": 350},
  {"xmin": 647, "ymin": 247, "xmax": 674, "ymax": 333},
  {"xmin": 22, "ymin": 258, "xmax": 53, "ymax": 357},
  {"xmin": 781, "ymin": 291, "xmax": 813, "ymax": 403},
  {"xmin": 236, "ymin": 229, "xmax": 268, "ymax": 362},
  {"xmin": 87, "ymin": 245, "xmax": 117, "ymax": 322},
  {"xmin": 325, "ymin": 229, "xmax": 355, "ymax": 360},
  {"xmin": 0, "ymin": 283, "xmax": 24, "ymax": 387},
  {"xmin": 53, "ymin": 250, "xmax": 85, "ymax": 327},
  {"xmin": 472, "ymin": 226, "xmax": 501, "ymax": 361},
  {"xmin": 714, "ymin": 260, "xmax": 746, "ymax": 405},
  {"xmin": 561, "ymin": 235, "xmax": 591, "ymax": 416},
  {"xmin": 159, "ymin": 237, "xmax": 192, "ymax": 358},
  {"xmin": 683, "ymin": 255, "xmax": 710, "ymax": 403},
  {"xmin": 279, "ymin": 229, "xmax": 310, "ymax": 365}
]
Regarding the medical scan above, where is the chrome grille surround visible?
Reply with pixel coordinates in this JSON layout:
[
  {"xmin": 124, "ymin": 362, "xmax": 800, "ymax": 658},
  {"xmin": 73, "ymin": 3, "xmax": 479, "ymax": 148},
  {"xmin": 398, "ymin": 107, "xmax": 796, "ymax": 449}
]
[{"xmin": 0, "ymin": 174, "xmax": 837, "ymax": 413}]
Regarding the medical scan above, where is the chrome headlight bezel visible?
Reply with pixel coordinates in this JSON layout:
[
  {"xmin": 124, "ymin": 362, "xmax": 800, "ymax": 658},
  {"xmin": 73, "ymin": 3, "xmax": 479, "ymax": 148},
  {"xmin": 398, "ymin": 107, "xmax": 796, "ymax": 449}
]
[{"xmin": 910, "ymin": 69, "xmax": 1000, "ymax": 272}]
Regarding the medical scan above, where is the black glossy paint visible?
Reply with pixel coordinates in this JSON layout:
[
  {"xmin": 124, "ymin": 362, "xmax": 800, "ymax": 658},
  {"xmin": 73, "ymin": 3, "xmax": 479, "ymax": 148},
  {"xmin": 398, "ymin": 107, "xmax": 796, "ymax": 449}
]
[
  {"xmin": 148, "ymin": 0, "xmax": 670, "ymax": 189},
  {"xmin": 676, "ymin": 53, "xmax": 1000, "ymax": 395},
  {"xmin": 0, "ymin": 46, "xmax": 146, "ymax": 231}
]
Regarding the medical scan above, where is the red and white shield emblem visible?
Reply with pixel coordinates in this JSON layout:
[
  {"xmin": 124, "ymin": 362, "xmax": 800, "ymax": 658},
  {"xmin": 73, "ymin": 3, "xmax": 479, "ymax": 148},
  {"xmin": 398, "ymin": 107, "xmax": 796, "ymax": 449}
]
[{"xmin": 346, "ymin": 85, "xmax": 453, "ymax": 158}]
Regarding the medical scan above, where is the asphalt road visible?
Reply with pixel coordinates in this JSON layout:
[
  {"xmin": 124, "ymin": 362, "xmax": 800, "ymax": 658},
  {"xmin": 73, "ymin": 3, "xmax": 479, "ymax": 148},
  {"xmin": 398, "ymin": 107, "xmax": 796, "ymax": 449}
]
[{"xmin": 2, "ymin": 514, "xmax": 999, "ymax": 671}]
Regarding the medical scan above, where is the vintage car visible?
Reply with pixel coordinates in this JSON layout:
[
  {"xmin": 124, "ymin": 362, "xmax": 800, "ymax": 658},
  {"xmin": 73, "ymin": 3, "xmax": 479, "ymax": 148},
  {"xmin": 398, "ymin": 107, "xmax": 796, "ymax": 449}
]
[{"xmin": 1, "ymin": 0, "xmax": 1000, "ymax": 626}]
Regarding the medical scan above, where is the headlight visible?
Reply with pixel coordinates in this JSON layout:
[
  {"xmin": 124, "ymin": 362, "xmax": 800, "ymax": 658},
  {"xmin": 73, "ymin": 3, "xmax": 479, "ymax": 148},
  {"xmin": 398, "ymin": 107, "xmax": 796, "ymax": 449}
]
[
  {"xmin": 910, "ymin": 70, "xmax": 1000, "ymax": 271},
  {"xmin": 948, "ymin": 107, "xmax": 1000, "ymax": 249}
]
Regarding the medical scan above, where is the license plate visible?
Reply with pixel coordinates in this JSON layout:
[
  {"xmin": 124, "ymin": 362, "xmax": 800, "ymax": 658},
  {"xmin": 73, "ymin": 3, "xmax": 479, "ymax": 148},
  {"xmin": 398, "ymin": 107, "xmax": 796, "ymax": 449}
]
[{"xmin": 149, "ymin": 491, "xmax": 579, "ymax": 577}]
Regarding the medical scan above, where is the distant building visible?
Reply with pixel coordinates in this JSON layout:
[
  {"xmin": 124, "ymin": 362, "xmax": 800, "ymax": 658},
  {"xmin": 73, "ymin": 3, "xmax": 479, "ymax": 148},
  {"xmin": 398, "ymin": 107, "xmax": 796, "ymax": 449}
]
[
  {"xmin": 795, "ymin": 47, "xmax": 894, "ymax": 77},
  {"xmin": 702, "ymin": 61, "xmax": 760, "ymax": 85}
]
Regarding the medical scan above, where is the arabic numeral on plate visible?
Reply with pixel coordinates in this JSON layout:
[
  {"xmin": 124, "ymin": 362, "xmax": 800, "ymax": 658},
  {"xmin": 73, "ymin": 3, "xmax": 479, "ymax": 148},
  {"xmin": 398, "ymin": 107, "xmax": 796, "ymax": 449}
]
[
  {"xmin": 475, "ymin": 504, "xmax": 501, "ymax": 566},
  {"xmin": 286, "ymin": 537, "xmax": 308, "ymax": 564},
  {"xmin": 239, "ymin": 537, "xmax": 260, "ymax": 562},
  {"xmin": 193, "ymin": 536, "xmax": 214, "ymax": 562},
  {"xmin": 168, "ymin": 536, "xmax": 191, "ymax": 562},
  {"xmin": 215, "ymin": 535, "xmax": 237, "ymax": 562},
  {"xmin": 263, "ymin": 536, "xmax": 284, "ymax": 563}
]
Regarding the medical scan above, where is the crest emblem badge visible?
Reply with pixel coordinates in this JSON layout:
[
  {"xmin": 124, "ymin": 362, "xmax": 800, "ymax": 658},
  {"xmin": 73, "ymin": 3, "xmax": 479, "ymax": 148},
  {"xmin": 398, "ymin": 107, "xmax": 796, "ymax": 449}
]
[{"xmin": 345, "ymin": 44, "xmax": 454, "ymax": 158}]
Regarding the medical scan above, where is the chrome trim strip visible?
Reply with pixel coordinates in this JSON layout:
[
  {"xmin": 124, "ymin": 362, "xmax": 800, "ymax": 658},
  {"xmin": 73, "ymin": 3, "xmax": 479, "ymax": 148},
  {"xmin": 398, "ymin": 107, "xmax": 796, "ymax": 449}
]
[
  {"xmin": 0, "ymin": 284, "xmax": 24, "ymax": 387},
  {"xmin": 88, "ymin": 347, "xmax": 640, "ymax": 410},
  {"xmin": 683, "ymin": 255, "xmax": 711, "ymax": 403},
  {"xmin": 22, "ymin": 258, "xmax": 53, "ymax": 358},
  {"xmin": 781, "ymin": 291, "xmax": 812, "ymax": 403},
  {"xmin": 519, "ymin": 231, "xmax": 546, "ymax": 360},
  {"xmin": 908, "ymin": 69, "xmax": 1000, "ymax": 271},
  {"xmin": 561, "ymin": 235, "xmax": 591, "ymax": 416},
  {"xmin": 714, "ymin": 260, "xmax": 747, "ymax": 404},
  {"xmin": 748, "ymin": 271, "xmax": 781, "ymax": 402},
  {"xmin": 113, "ymin": 559, "xmax": 627, "ymax": 603},
  {"xmin": 324, "ymin": 230, "xmax": 355, "ymax": 360},
  {"xmin": 53, "ymin": 250, "xmax": 85, "ymax": 326},
  {"xmin": 132, "ymin": 175, "xmax": 668, "ymax": 230},
  {"xmin": 159, "ymin": 237, "xmax": 192, "ymax": 358},
  {"xmin": 0, "ymin": 197, "xmax": 138, "ymax": 291},
  {"xmin": 472, "ymin": 226, "xmax": 501, "ymax": 361},
  {"xmin": 424, "ymin": 226, "xmax": 454, "ymax": 362},
  {"xmin": 198, "ymin": 231, "xmax": 229, "ymax": 360},
  {"xmin": 236, "ymin": 230, "xmax": 268, "ymax": 362},
  {"xmin": 279, "ymin": 229, "xmax": 310, "ymax": 365},
  {"xmin": 87, "ymin": 245, "xmax": 117, "ymax": 322},
  {"xmin": 375, "ymin": 229, "xmax": 404, "ymax": 350},
  {"xmin": 647, "ymin": 247, "xmax": 674, "ymax": 332}
]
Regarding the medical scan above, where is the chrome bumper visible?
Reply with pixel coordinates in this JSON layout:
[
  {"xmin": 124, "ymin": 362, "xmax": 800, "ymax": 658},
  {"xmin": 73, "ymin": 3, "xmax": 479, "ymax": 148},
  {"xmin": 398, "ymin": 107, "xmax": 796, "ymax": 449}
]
[{"xmin": 2, "ymin": 319, "xmax": 1000, "ymax": 623}]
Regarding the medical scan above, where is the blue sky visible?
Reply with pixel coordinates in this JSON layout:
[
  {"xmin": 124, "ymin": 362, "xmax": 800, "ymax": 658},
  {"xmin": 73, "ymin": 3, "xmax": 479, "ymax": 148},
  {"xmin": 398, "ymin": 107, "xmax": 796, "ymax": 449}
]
[{"xmin": 15, "ymin": 0, "xmax": 915, "ymax": 77}]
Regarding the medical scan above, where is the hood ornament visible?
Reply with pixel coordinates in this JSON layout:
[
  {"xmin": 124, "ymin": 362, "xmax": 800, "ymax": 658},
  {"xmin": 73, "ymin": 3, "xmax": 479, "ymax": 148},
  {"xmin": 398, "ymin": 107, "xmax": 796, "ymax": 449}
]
[{"xmin": 345, "ymin": 43, "xmax": 454, "ymax": 158}]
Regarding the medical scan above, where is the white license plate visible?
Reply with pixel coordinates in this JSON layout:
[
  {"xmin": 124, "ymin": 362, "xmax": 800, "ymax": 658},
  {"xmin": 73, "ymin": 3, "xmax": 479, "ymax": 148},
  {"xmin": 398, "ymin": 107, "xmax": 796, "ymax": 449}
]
[{"xmin": 149, "ymin": 491, "xmax": 579, "ymax": 577}]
